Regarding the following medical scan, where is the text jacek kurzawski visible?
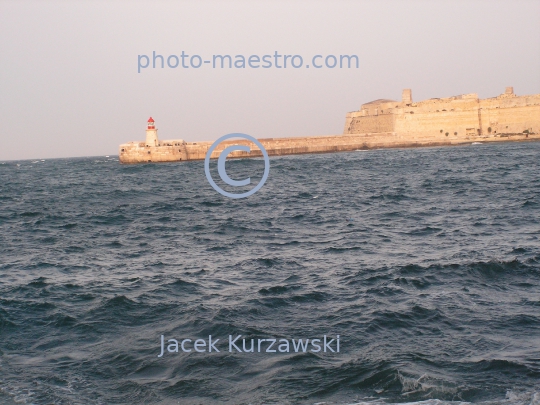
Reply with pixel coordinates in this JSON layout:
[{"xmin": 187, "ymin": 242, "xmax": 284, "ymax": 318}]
[{"xmin": 157, "ymin": 335, "xmax": 340, "ymax": 357}]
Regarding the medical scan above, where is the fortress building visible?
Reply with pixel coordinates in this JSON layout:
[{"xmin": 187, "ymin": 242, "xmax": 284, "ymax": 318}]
[
  {"xmin": 343, "ymin": 87, "xmax": 540, "ymax": 140},
  {"xmin": 119, "ymin": 87, "xmax": 540, "ymax": 163}
]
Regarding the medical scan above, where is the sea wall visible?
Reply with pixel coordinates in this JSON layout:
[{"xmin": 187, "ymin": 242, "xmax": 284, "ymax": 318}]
[
  {"xmin": 119, "ymin": 141, "xmax": 189, "ymax": 163},
  {"xmin": 119, "ymin": 131, "xmax": 540, "ymax": 164}
]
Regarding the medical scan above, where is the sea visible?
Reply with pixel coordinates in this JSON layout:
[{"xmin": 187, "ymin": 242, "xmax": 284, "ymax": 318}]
[{"xmin": 0, "ymin": 141, "xmax": 539, "ymax": 405}]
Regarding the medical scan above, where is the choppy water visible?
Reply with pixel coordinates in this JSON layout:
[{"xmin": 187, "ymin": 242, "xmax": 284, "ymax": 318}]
[{"xmin": 1, "ymin": 142, "xmax": 539, "ymax": 405}]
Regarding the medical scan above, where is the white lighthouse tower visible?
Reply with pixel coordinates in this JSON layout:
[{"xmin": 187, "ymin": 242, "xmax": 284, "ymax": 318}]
[{"xmin": 145, "ymin": 117, "xmax": 159, "ymax": 147}]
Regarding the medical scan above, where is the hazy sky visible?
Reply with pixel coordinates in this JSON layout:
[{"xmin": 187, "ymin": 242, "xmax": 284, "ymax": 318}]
[{"xmin": 1, "ymin": 0, "xmax": 539, "ymax": 160}]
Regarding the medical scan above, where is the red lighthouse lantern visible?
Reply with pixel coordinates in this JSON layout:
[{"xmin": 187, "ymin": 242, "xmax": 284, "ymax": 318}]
[{"xmin": 147, "ymin": 117, "xmax": 155, "ymax": 129}]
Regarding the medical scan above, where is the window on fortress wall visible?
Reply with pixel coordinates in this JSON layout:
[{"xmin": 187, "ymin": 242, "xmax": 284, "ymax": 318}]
[
  {"xmin": 440, "ymin": 130, "xmax": 443, "ymax": 133},
  {"xmin": 121, "ymin": 149, "xmax": 125, "ymax": 152}
]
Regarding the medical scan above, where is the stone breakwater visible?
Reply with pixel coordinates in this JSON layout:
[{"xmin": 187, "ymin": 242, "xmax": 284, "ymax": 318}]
[
  {"xmin": 119, "ymin": 131, "xmax": 540, "ymax": 164},
  {"xmin": 119, "ymin": 87, "xmax": 540, "ymax": 164}
]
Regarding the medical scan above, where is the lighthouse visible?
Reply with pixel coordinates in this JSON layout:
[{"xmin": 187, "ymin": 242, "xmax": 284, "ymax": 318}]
[{"xmin": 145, "ymin": 117, "xmax": 159, "ymax": 147}]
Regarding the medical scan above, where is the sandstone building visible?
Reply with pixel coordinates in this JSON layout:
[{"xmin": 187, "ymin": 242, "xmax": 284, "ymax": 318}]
[
  {"xmin": 119, "ymin": 88, "xmax": 540, "ymax": 164},
  {"xmin": 344, "ymin": 87, "xmax": 540, "ymax": 139}
]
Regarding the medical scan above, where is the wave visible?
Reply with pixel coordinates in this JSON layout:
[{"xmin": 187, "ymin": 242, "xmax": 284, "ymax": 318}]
[{"xmin": 1, "ymin": 147, "xmax": 540, "ymax": 403}]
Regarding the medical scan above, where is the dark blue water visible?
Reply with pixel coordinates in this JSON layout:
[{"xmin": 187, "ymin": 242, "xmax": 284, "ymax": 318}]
[{"xmin": 1, "ymin": 142, "xmax": 539, "ymax": 405}]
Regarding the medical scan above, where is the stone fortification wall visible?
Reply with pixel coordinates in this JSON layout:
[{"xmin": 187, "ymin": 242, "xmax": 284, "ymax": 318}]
[
  {"xmin": 119, "ymin": 88, "xmax": 540, "ymax": 164},
  {"xmin": 344, "ymin": 89, "xmax": 540, "ymax": 140},
  {"xmin": 347, "ymin": 114, "xmax": 395, "ymax": 134},
  {"xmin": 479, "ymin": 101, "xmax": 540, "ymax": 135}
]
